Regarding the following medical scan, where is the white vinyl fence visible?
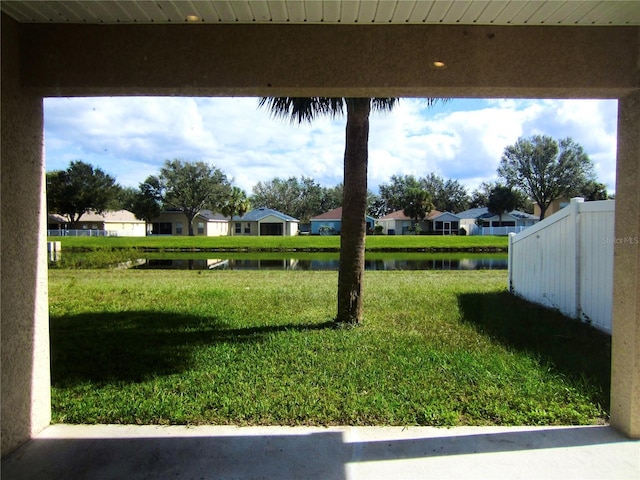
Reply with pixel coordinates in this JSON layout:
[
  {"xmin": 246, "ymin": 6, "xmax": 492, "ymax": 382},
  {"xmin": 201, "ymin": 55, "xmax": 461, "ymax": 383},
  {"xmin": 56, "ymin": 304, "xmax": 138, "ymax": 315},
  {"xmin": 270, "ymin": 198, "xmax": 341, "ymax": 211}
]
[
  {"xmin": 508, "ymin": 198, "xmax": 614, "ymax": 333},
  {"xmin": 478, "ymin": 226, "xmax": 529, "ymax": 236},
  {"xmin": 47, "ymin": 229, "xmax": 142, "ymax": 237}
]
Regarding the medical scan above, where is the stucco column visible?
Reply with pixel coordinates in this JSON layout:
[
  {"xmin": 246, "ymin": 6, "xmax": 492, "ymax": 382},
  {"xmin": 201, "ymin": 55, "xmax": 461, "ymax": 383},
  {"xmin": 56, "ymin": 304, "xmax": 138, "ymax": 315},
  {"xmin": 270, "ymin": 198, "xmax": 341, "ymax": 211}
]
[
  {"xmin": 1, "ymin": 15, "xmax": 51, "ymax": 455},
  {"xmin": 610, "ymin": 89, "xmax": 640, "ymax": 438}
]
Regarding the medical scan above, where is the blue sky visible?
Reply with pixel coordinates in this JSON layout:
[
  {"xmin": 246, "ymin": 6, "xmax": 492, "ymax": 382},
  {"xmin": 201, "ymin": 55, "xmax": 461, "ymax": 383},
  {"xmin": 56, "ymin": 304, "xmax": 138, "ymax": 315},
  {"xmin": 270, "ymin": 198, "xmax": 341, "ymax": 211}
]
[{"xmin": 44, "ymin": 97, "xmax": 618, "ymax": 196}]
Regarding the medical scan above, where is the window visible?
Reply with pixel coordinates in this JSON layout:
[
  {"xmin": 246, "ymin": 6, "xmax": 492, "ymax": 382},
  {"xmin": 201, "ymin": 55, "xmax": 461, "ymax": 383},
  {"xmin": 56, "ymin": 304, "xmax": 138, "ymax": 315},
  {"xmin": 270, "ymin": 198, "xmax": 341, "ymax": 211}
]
[
  {"xmin": 197, "ymin": 222, "xmax": 205, "ymax": 235},
  {"xmin": 244, "ymin": 223, "xmax": 251, "ymax": 234},
  {"xmin": 152, "ymin": 222, "xmax": 172, "ymax": 235},
  {"xmin": 235, "ymin": 222, "xmax": 241, "ymax": 234},
  {"xmin": 176, "ymin": 222, "xmax": 183, "ymax": 235}
]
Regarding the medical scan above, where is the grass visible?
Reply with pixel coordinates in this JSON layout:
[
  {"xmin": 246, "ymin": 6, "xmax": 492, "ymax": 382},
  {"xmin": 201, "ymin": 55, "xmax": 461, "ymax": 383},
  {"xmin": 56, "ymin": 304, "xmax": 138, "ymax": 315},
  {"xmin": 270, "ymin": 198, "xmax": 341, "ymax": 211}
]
[
  {"xmin": 49, "ymin": 269, "xmax": 610, "ymax": 427},
  {"xmin": 49, "ymin": 234, "xmax": 509, "ymax": 252}
]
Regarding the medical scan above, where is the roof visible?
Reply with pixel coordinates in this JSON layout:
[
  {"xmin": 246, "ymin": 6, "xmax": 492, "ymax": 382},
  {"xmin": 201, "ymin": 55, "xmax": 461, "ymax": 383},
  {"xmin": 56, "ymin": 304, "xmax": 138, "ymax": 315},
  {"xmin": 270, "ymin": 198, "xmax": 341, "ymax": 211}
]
[
  {"xmin": 2, "ymin": 2, "xmax": 637, "ymax": 25},
  {"xmin": 430, "ymin": 211, "xmax": 461, "ymax": 220},
  {"xmin": 49, "ymin": 210, "xmax": 143, "ymax": 223},
  {"xmin": 198, "ymin": 210, "xmax": 230, "ymax": 222},
  {"xmin": 379, "ymin": 209, "xmax": 442, "ymax": 221},
  {"xmin": 311, "ymin": 207, "xmax": 343, "ymax": 221},
  {"xmin": 457, "ymin": 207, "xmax": 539, "ymax": 220},
  {"xmin": 234, "ymin": 207, "xmax": 299, "ymax": 223},
  {"xmin": 310, "ymin": 207, "xmax": 377, "ymax": 222}
]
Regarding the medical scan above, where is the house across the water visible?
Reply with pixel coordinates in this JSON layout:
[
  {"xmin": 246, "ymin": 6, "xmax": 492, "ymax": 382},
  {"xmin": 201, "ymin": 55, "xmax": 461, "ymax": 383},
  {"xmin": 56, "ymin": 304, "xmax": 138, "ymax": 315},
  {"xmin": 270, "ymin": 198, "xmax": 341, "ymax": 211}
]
[
  {"xmin": 150, "ymin": 210, "xmax": 230, "ymax": 236},
  {"xmin": 231, "ymin": 207, "xmax": 299, "ymax": 236},
  {"xmin": 310, "ymin": 207, "xmax": 375, "ymax": 235}
]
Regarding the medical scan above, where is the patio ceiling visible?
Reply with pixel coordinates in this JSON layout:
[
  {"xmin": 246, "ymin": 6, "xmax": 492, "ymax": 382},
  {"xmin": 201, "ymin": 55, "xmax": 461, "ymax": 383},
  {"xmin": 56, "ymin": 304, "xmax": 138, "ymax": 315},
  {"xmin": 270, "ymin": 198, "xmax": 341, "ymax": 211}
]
[{"xmin": 1, "ymin": 0, "xmax": 639, "ymax": 25}]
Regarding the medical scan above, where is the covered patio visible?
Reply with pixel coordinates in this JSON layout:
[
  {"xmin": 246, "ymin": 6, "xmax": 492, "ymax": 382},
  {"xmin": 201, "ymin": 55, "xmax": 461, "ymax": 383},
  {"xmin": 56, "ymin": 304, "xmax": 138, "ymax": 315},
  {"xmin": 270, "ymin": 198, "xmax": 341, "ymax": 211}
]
[{"xmin": 2, "ymin": 0, "xmax": 639, "ymax": 473}]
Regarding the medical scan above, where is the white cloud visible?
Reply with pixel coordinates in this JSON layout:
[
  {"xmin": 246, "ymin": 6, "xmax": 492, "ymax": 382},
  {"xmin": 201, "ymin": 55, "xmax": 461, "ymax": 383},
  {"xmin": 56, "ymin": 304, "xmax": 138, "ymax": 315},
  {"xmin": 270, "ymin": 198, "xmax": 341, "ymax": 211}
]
[{"xmin": 44, "ymin": 97, "xmax": 618, "ymax": 197}]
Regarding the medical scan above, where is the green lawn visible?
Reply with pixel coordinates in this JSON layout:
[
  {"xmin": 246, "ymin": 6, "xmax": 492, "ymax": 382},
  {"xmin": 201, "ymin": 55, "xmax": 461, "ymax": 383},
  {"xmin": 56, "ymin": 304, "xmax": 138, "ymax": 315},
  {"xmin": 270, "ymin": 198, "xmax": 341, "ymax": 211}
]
[
  {"xmin": 49, "ymin": 269, "xmax": 609, "ymax": 426},
  {"xmin": 49, "ymin": 234, "xmax": 508, "ymax": 252}
]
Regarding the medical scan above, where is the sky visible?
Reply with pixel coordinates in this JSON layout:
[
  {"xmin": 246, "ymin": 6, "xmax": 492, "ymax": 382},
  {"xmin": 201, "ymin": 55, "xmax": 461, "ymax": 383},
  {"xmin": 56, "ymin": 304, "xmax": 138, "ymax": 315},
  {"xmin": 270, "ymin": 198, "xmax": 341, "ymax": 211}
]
[{"xmin": 44, "ymin": 97, "xmax": 619, "ymax": 196}]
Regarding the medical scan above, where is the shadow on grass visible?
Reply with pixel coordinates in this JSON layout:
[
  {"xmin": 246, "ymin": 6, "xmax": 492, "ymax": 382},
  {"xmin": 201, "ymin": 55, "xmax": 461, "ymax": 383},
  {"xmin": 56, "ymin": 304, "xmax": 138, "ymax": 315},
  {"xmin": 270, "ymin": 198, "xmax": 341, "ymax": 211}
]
[
  {"xmin": 457, "ymin": 291, "xmax": 611, "ymax": 409},
  {"xmin": 50, "ymin": 311, "xmax": 335, "ymax": 386}
]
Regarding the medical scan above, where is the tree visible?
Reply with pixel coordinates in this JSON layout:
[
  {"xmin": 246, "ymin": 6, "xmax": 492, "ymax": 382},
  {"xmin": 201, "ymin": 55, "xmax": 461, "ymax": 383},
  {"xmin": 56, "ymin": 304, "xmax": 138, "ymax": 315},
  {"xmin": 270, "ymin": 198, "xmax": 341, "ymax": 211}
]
[
  {"xmin": 260, "ymin": 97, "xmax": 410, "ymax": 325},
  {"xmin": 251, "ymin": 176, "xmax": 327, "ymax": 223},
  {"xmin": 380, "ymin": 173, "xmax": 469, "ymax": 214},
  {"xmin": 366, "ymin": 191, "xmax": 387, "ymax": 218},
  {"xmin": 159, "ymin": 159, "xmax": 232, "ymax": 236},
  {"xmin": 46, "ymin": 160, "xmax": 118, "ymax": 226},
  {"xmin": 403, "ymin": 187, "xmax": 433, "ymax": 231},
  {"xmin": 498, "ymin": 135, "xmax": 596, "ymax": 220},
  {"xmin": 420, "ymin": 173, "xmax": 469, "ymax": 213},
  {"xmin": 108, "ymin": 185, "xmax": 136, "ymax": 211},
  {"xmin": 220, "ymin": 186, "xmax": 251, "ymax": 233},
  {"xmin": 579, "ymin": 180, "xmax": 609, "ymax": 201},
  {"xmin": 323, "ymin": 183, "xmax": 344, "ymax": 212},
  {"xmin": 469, "ymin": 181, "xmax": 493, "ymax": 208},
  {"xmin": 470, "ymin": 181, "xmax": 532, "ymax": 212},
  {"xmin": 378, "ymin": 174, "xmax": 422, "ymax": 214},
  {"xmin": 129, "ymin": 176, "xmax": 163, "ymax": 235},
  {"xmin": 487, "ymin": 185, "xmax": 518, "ymax": 226}
]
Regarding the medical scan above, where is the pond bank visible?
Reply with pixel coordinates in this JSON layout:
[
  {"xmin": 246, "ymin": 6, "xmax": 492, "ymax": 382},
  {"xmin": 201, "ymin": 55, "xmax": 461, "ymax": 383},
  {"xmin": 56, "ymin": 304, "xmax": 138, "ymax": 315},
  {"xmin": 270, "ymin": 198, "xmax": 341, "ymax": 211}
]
[
  {"xmin": 50, "ymin": 235, "xmax": 510, "ymax": 254},
  {"xmin": 65, "ymin": 246, "xmax": 507, "ymax": 253}
]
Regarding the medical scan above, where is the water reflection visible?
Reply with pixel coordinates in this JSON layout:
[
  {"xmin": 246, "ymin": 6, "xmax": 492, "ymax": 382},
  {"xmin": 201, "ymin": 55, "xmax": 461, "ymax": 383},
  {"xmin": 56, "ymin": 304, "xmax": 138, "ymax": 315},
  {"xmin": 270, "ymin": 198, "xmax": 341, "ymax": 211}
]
[{"xmin": 134, "ymin": 255, "xmax": 507, "ymax": 271}]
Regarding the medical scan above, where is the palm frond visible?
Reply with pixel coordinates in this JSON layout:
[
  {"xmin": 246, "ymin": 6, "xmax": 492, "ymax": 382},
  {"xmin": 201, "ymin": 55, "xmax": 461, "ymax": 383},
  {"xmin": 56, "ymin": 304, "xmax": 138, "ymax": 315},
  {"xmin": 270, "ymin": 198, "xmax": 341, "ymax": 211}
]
[
  {"xmin": 258, "ymin": 97, "xmax": 345, "ymax": 124},
  {"xmin": 370, "ymin": 98, "xmax": 399, "ymax": 111},
  {"xmin": 259, "ymin": 96, "xmax": 448, "ymax": 122}
]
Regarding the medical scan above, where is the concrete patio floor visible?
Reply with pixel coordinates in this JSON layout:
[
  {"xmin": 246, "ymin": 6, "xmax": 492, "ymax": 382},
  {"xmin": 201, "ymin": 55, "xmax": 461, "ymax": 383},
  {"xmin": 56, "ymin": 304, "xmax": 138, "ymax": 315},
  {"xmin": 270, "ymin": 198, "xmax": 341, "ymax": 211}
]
[{"xmin": 2, "ymin": 424, "xmax": 638, "ymax": 480}]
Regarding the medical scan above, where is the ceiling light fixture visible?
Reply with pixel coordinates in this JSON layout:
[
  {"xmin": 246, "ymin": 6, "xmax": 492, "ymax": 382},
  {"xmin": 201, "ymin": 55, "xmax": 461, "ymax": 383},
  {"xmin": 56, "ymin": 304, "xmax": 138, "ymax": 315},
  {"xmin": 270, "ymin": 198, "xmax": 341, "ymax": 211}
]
[
  {"xmin": 432, "ymin": 61, "xmax": 447, "ymax": 69},
  {"xmin": 186, "ymin": 15, "xmax": 200, "ymax": 22}
]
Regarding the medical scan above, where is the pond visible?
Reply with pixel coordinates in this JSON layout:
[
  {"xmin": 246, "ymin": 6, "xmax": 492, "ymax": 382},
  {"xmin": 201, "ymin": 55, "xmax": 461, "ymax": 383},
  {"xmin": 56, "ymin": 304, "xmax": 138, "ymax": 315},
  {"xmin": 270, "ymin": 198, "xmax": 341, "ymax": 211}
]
[{"xmin": 50, "ymin": 252, "xmax": 508, "ymax": 271}]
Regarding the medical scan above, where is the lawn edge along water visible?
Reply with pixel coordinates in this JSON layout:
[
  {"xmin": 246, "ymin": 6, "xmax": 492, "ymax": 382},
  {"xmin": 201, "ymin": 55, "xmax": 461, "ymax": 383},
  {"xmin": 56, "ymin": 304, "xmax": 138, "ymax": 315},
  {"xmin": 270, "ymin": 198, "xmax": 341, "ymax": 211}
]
[{"xmin": 50, "ymin": 235, "xmax": 509, "ymax": 253}]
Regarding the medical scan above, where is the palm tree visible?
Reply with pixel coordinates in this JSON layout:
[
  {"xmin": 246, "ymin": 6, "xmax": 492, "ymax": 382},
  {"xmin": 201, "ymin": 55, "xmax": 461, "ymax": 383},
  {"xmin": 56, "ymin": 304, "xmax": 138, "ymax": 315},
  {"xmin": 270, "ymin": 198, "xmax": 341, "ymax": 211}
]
[
  {"xmin": 403, "ymin": 187, "xmax": 434, "ymax": 233},
  {"xmin": 487, "ymin": 185, "xmax": 518, "ymax": 227},
  {"xmin": 221, "ymin": 186, "xmax": 251, "ymax": 235},
  {"xmin": 259, "ymin": 97, "xmax": 440, "ymax": 325},
  {"xmin": 258, "ymin": 97, "xmax": 391, "ymax": 325}
]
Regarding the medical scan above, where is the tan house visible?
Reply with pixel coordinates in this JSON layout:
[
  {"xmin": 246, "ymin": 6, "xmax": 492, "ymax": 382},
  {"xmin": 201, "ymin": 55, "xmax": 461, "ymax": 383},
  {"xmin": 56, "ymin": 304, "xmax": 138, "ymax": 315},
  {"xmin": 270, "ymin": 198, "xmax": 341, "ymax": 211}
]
[
  {"xmin": 47, "ymin": 210, "xmax": 146, "ymax": 237},
  {"xmin": 533, "ymin": 197, "xmax": 571, "ymax": 219},
  {"xmin": 430, "ymin": 211, "xmax": 462, "ymax": 235},
  {"xmin": 150, "ymin": 210, "xmax": 229, "ymax": 236},
  {"xmin": 231, "ymin": 207, "xmax": 299, "ymax": 236},
  {"xmin": 377, "ymin": 209, "xmax": 443, "ymax": 235}
]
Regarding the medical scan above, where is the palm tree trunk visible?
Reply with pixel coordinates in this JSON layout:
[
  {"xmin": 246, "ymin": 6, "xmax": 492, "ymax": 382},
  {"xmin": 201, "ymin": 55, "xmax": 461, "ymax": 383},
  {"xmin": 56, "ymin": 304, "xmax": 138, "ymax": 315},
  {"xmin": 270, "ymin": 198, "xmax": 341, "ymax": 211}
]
[{"xmin": 336, "ymin": 98, "xmax": 370, "ymax": 325}]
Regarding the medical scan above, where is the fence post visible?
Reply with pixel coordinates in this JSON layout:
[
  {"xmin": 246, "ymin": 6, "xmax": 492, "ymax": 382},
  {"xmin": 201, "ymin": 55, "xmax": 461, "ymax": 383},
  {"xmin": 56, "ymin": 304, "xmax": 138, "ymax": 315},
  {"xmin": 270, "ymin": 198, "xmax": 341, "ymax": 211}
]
[
  {"xmin": 508, "ymin": 232, "xmax": 516, "ymax": 292},
  {"xmin": 570, "ymin": 197, "xmax": 585, "ymax": 319}
]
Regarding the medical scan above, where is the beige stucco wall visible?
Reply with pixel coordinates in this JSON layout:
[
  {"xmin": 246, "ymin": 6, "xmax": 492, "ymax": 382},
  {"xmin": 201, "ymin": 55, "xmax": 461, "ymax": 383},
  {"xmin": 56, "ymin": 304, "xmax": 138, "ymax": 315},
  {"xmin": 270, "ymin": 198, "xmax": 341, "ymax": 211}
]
[
  {"xmin": 286, "ymin": 221, "xmax": 299, "ymax": 237},
  {"xmin": 151, "ymin": 212, "xmax": 192, "ymax": 235},
  {"xmin": 152, "ymin": 213, "xmax": 228, "ymax": 236},
  {"xmin": 378, "ymin": 219, "xmax": 425, "ymax": 235},
  {"xmin": 231, "ymin": 221, "xmax": 258, "ymax": 236},
  {"xmin": 534, "ymin": 198, "xmax": 570, "ymax": 218},
  {"xmin": 205, "ymin": 221, "xmax": 229, "ymax": 237},
  {"xmin": 610, "ymin": 90, "xmax": 640, "ymax": 438},
  {"xmin": 1, "ymin": 14, "xmax": 51, "ymax": 455},
  {"xmin": 19, "ymin": 23, "xmax": 638, "ymax": 99},
  {"xmin": 105, "ymin": 222, "xmax": 147, "ymax": 237}
]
